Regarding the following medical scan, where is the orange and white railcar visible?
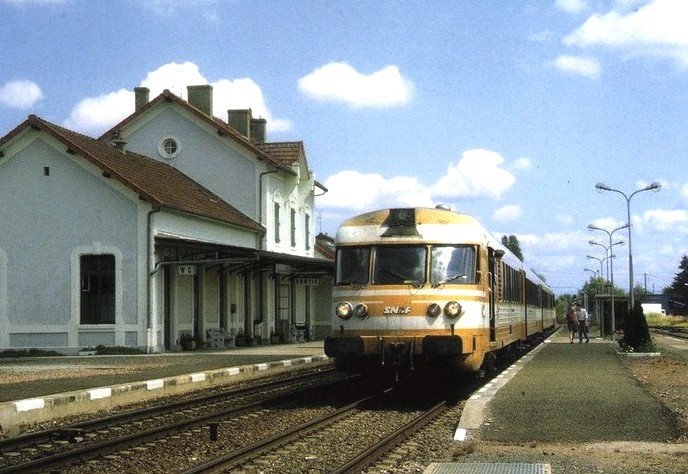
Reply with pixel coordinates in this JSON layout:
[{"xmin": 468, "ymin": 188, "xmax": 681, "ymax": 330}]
[{"xmin": 324, "ymin": 206, "xmax": 555, "ymax": 374}]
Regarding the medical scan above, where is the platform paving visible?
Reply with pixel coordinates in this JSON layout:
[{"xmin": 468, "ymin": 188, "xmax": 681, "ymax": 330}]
[{"xmin": 458, "ymin": 332, "xmax": 677, "ymax": 444}]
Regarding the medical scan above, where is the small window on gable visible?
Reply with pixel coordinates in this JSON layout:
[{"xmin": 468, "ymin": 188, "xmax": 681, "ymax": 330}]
[{"xmin": 157, "ymin": 135, "xmax": 182, "ymax": 159}]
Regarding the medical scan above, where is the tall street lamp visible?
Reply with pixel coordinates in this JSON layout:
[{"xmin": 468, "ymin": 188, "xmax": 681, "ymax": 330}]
[
  {"xmin": 595, "ymin": 182, "xmax": 661, "ymax": 308},
  {"xmin": 588, "ymin": 223, "xmax": 630, "ymax": 337},
  {"xmin": 586, "ymin": 255, "xmax": 604, "ymax": 277},
  {"xmin": 589, "ymin": 239, "xmax": 624, "ymax": 283}
]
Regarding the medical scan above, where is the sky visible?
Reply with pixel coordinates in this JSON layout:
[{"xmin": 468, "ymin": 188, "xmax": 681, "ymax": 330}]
[{"xmin": 1, "ymin": 0, "xmax": 687, "ymax": 296}]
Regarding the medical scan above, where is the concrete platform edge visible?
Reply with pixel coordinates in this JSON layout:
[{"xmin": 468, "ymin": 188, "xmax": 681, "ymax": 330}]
[{"xmin": 0, "ymin": 355, "xmax": 331, "ymax": 435}]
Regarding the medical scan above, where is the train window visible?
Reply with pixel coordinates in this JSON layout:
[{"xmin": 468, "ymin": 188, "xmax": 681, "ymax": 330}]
[
  {"xmin": 336, "ymin": 247, "xmax": 370, "ymax": 285},
  {"xmin": 373, "ymin": 246, "xmax": 426, "ymax": 286},
  {"xmin": 430, "ymin": 245, "xmax": 477, "ymax": 286}
]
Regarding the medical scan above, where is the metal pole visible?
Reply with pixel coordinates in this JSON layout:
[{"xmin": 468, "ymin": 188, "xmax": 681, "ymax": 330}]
[
  {"xmin": 596, "ymin": 182, "xmax": 661, "ymax": 308},
  {"xmin": 588, "ymin": 223, "xmax": 629, "ymax": 338}
]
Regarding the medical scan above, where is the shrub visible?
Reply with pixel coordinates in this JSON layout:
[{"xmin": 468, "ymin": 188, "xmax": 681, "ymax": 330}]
[{"xmin": 619, "ymin": 301, "xmax": 653, "ymax": 352}]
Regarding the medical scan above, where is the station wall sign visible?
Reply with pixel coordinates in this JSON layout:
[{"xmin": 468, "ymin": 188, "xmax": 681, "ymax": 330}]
[{"xmin": 177, "ymin": 265, "xmax": 197, "ymax": 276}]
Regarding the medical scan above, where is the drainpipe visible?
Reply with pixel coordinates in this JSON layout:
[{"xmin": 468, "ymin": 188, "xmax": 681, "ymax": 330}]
[
  {"xmin": 258, "ymin": 169, "xmax": 279, "ymax": 250},
  {"xmin": 147, "ymin": 206, "xmax": 161, "ymax": 353}
]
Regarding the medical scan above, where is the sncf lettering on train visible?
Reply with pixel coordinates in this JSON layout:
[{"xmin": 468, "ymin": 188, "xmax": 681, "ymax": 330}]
[{"xmin": 383, "ymin": 306, "xmax": 411, "ymax": 315}]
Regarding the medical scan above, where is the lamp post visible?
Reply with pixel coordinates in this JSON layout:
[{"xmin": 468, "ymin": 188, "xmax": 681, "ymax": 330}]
[
  {"xmin": 586, "ymin": 256, "xmax": 604, "ymax": 277},
  {"xmin": 589, "ymin": 239, "xmax": 624, "ymax": 283},
  {"xmin": 595, "ymin": 182, "xmax": 661, "ymax": 308},
  {"xmin": 588, "ymin": 223, "xmax": 630, "ymax": 337}
]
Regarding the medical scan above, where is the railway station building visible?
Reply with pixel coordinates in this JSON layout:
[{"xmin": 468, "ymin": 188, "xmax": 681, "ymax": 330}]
[{"xmin": 0, "ymin": 85, "xmax": 334, "ymax": 354}]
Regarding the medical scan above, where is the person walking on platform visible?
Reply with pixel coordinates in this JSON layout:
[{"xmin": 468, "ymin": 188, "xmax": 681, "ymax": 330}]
[
  {"xmin": 565, "ymin": 305, "xmax": 577, "ymax": 343},
  {"xmin": 573, "ymin": 301, "xmax": 590, "ymax": 343}
]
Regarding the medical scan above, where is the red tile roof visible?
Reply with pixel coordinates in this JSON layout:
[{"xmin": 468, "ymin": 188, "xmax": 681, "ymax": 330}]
[
  {"xmin": 0, "ymin": 115, "xmax": 263, "ymax": 234},
  {"xmin": 257, "ymin": 141, "xmax": 303, "ymax": 166}
]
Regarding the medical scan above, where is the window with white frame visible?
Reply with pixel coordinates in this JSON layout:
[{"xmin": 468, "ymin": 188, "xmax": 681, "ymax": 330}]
[
  {"xmin": 274, "ymin": 202, "xmax": 281, "ymax": 243},
  {"xmin": 290, "ymin": 208, "xmax": 296, "ymax": 247},
  {"xmin": 80, "ymin": 254, "xmax": 115, "ymax": 324}
]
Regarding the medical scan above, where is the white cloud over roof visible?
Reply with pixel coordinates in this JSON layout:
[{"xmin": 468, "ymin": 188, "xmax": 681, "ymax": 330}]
[
  {"xmin": 298, "ymin": 62, "xmax": 414, "ymax": 108},
  {"xmin": 0, "ymin": 80, "xmax": 43, "ymax": 109},
  {"xmin": 63, "ymin": 62, "xmax": 291, "ymax": 135}
]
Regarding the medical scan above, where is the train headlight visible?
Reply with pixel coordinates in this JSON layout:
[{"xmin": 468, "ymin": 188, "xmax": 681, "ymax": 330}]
[
  {"xmin": 335, "ymin": 302, "xmax": 353, "ymax": 320},
  {"xmin": 426, "ymin": 303, "xmax": 442, "ymax": 318},
  {"xmin": 354, "ymin": 303, "xmax": 369, "ymax": 319},
  {"xmin": 444, "ymin": 301, "xmax": 462, "ymax": 318}
]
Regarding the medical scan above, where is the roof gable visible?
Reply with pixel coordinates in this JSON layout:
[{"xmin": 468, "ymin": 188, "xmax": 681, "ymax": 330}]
[
  {"xmin": 98, "ymin": 89, "xmax": 293, "ymax": 174},
  {"xmin": 0, "ymin": 115, "xmax": 263, "ymax": 233}
]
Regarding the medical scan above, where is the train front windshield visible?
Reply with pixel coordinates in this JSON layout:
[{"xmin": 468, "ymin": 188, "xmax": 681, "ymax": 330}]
[{"xmin": 336, "ymin": 245, "xmax": 477, "ymax": 286}]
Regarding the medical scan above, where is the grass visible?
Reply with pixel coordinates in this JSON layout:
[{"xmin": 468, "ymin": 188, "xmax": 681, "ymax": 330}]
[{"xmin": 645, "ymin": 313, "xmax": 688, "ymax": 328}]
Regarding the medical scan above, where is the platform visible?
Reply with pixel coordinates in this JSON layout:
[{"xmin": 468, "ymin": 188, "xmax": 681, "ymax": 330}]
[{"xmin": 0, "ymin": 342, "xmax": 329, "ymax": 434}]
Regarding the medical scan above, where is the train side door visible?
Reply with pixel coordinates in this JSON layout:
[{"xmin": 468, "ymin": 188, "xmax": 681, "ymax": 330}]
[{"xmin": 488, "ymin": 248, "xmax": 504, "ymax": 343}]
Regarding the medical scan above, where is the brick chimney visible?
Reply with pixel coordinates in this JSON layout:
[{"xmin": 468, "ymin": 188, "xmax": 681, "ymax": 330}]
[
  {"xmin": 250, "ymin": 117, "xmax": 266, "ymax": 143},
  {"xmin": 228, "ymin": 109, "xmax": 251, "ymax": 139},
  {"xmin": 134, "ymin": 87, "xmax": 149, "ymax": 111},
  {"xmin": 187, "ymin": 85, "xmax": 213, "ymax": 116}
]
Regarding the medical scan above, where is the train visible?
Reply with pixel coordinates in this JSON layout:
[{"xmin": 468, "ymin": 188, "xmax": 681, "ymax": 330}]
[{"xmin": 324, "ymin": 206, "xmax": 555, "ymax": 376}]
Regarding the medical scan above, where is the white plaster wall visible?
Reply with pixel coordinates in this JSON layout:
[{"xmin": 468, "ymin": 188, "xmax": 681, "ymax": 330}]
[{"xmin": 0, "ymin": 137, "xmax": 141, "ymax": 349}]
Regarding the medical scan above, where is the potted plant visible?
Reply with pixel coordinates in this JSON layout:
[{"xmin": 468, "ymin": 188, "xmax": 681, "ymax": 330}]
[
  {"xmin": 180, "ymin": 332, "xmax": 196, "ymax": 351},
  {"xmin": 270, "ymin": 331, "xmax": 280, "ymax": 344}
]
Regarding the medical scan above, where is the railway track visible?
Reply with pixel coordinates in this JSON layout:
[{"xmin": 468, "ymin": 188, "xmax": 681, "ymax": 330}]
[
  {"xmin": 185, "ymin": 392, "xmax": 449, "ymax": 474},
  {"xmin": 0, "ymin": 368, "xmax": 356, "ymax": 474},
  {"xmin": 650, "ymin": 326, "xmax": 688, "ymax": 340},
  {"xmin": 2, "ymin": 338, "xmax": 541, "ymax": 473}
]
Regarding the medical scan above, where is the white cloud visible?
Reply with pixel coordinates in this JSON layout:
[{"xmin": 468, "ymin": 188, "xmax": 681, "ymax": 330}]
[
  {"xmin": 318, "ymin": 148, "xmax": 515, "ymax": 213},
  {"xmin": 298, "ymin": 62, "xmax": 414, "ymax": 108},
  {"xmin": 0, "ymin": 80, "xmax": 43, "ymax": 109},
  {"xmin": 512, "ymin": 157, "xmax": 533, "ymax": 170},
  {"xmin": 644, "ymin": 209, "xmax": 688, "ymax": 232},
  {"xmin": 564, "ymin": 0, "xmax": 688, "ymax": 66},
  {"xmin": 63, "ymin": 62, "xmax": 291, "ymax": 134},
  {"xmin": 64, "ymin": 89, "xmax": 133, "ymax": 133},
  {"xmin": 555, "ymin": 0, "xmax": 589, "ymax": 14},
  {"xmin": 433, "ymin": 149, "xmax": 515, "ymax": 199},
  {"xmin": 211, "ymin": 78, "xmax": 292, "ymax": 133},
  {"xmin": 493, "ymin": 205, "xmax": 522, "ymax": 222},
  {"xmin": 317, "ymin": 170, "xmax": 433, "ymax": 211},
  {"xmin": 554, "ymin": 54, "xmax": 601, "ymax": 79}
]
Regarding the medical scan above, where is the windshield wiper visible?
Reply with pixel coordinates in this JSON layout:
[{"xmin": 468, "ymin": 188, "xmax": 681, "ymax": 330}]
[
  {"xmin": 432, "ymin": 273, "xmax": 466, "ymax": 288},
  {"xmin": 379, "ymin": 268, "xmax": 423, "ymax": 288}
]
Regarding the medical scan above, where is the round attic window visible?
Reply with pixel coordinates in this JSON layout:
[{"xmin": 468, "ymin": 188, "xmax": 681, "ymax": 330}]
[{"xmin": 157, "ymin": 135, "xmax": 181, "ymax": 159}]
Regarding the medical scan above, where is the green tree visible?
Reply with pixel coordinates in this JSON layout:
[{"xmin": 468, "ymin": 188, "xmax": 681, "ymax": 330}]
[
  {"xmin": 501, "ymin": 235, "xmax": 523, "ymax": 261},
  {"xmin": 663, "ymin": 255, "xmax": 688, "ymax": 315}
]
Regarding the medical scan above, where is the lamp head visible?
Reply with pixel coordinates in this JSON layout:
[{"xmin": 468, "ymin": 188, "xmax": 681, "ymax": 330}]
[
  {"xmin": 647, "ymin": 181, "xmax": 662, "ymax": 192},
  {"xmin": 596, "ymin": 182, "xmax": 612, "ymax": 192},
  {"xmin": 587, "ymin": 224, "xmax": 600, "ymax": 231}
]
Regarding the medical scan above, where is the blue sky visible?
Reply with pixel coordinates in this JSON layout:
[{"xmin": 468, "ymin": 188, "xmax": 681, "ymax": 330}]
[{"xmin": 1, "ymin": 0, "xmax": 687, "ymax": 296}]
